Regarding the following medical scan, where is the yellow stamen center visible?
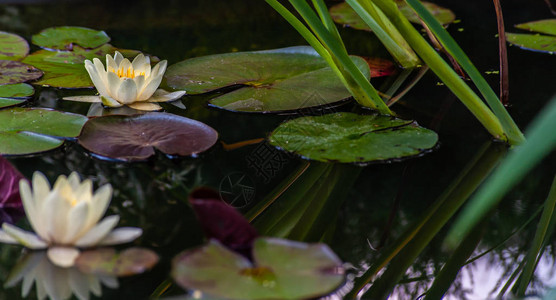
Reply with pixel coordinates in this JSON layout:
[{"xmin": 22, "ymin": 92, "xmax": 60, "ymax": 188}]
[{"xmin": 109, "ymin": 67, "xmax": 145, "ymax": 79}]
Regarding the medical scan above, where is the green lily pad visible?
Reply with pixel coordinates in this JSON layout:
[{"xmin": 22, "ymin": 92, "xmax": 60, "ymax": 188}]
[
  {"xmin": 0, "ymin": 98, "xmax": 25, "ymax": 109},
  {"xmin": 172, "ymin": 238, "xmax": 344, "ymax": 300},
  {"xmin": 268, "ymin": 112, "xmax": 438, "ymax": 163},
  {"xmin": 32, "ymin": 26, "xmax": 110, "ymax": 50},
  {"xmin": 0, "ymin": 60, "xmax": 43, "ymax": 85},
  {"xmin": 330, "ymin": 1, "xmax": 455, "ymax": 31},
  {"xmin": 21, "ymin": 44, "xmax": 146, "ymax": 88},
  {"xmin": 506, "ymin": 19, "xmax": 556, "ymax": 53},
  {"xmin": 0, "ymin": 83, "xmax": 34, "ymax": 98},
  {"xmin": 165, "ymin": 46, "xmax": 371, "ymax": 113},
  {"xmin": 0, "ymin": 31, "xmax": 29, "ymax": 61},
  {"xmin": 75, "ymin": 248, "xmax": 159, "ymax": 277},
  {"xmin": 0, "ymin": 107, "xmax": 88, "ymax": 155}
]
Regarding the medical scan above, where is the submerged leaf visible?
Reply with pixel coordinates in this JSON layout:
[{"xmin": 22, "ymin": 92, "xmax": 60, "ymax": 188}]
[
  {"xmin": 269, "ymin": 112, "xmax": 438, "ymax": 163},
  {"xmin": 21, "ymin": 44, "xmax": 152, "ymax": 88},
  {"xmin": 0, "ymin": 156, "xmax": 25, "ymax": 224},
  {"xmin": 78, "ymin": 113, "xmax": 218, "ymax": 161},
  {"xmin": 189, "ymin": 188, "xmax": 259, "ymax": 257},
  {"xmin": 172, "ymin": 238, "xmax": 344, "ymax": 300},
  {"xmin": 0, "ymin": 31, "xmax": 29, "ymax": 61},
  {"xmin": 165, "ymin": 46, "xmax": 372, "ymax": 113},
  {"xmin": 0, "ymin": 83, "xmax": 34, "ymax": 98},
  {"xmin": 0, "ymin": 60, "xmax": 43, "ymax": 85},
  {"xmin": 0, "ymin": 108, "xmax": 88, "ymax": 155},
  {"xmin": 32, "ymin": 26, "xmax": 110, "ymax": 50},
  {"xmin": 330, "ymin": 1, "xmax": 455, "ymax": 32},
  {"xmin": 75, "ymin": 248, "xmax": 159, "ymax": 277}
]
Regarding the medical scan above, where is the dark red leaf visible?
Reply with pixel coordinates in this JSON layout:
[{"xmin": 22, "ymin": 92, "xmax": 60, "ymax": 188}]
[
  {"xmin": 189, "ymin": 187, "xmax": 258, "ymax": 257},
  {"xmin": 0, "ymin": 156, "xmax": 26, "ymax": 224},
  {"xmin": 364, "ymin": 57, "xmax": 397, "ymax": 78}
]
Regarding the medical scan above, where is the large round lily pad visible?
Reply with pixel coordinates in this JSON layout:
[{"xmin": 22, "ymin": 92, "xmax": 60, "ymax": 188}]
[
  {"xmin": 268, "ymin": 112, "xmax": 438, "ymax": 163},
  {"xmin": 0, "ymin": 108, "xmax": 88, "ymax": 155},
  {"xmin": 0, "ymin": 32, "xmax": 29, "ymax": 61},
  {"xmin": 0, "ymin": 60, "xmax": 43, "ymax": 85},
  {"xmin": 330, "ymin": 1, "xmax": 455, "ymax": 31},
  {"xmin": 506, "ymin": 19, "xmax": 556, "ymax": 53},
  {"xmin": 0, "ymin": 83, "xmax": 34, "ymax": 98},
  {"xmin": 21, "ymin": 44, "xmax": 146, "ymax": 88},
  {"xmin": 165, "ymin": 46, "xmax": 371, "ymax": 113},
  {"xmin": 78, "ymin": 113, "xmax": 218, "ymax": 162},
  {"xmin": 172, "ymin": 238, "xmax": 344, "ymax": 300},
  {"xmin": 32, "ymin": 26, "xmax": 110, "ymax": 50},
  {"xmin": 75, "ymin": 248, "xmax": 159, "ymax": 277}
]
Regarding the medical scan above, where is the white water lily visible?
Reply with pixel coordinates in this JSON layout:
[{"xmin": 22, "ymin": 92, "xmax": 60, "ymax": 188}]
[
  {"xmin": 0, "ymin": 172, "xmax": 142, "ymax": 268},
  {"xmin": 64, "ymin": 51, "xmax": 185, "ymax": 111},
  {"xmin": 5, "ymin": 251, "xmax": 118, "ymax": 300}
]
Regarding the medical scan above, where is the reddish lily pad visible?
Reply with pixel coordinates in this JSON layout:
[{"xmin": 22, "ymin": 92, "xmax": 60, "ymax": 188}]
[
  {"xmin": 330, "ymin": 1, "xmax": 455, "ymax": 31},
  {"xmin": 172, "ymin": 238, "xmax": 344, "ymax": 300},
  {"xmin": 189, "ymin": 188, "xmax": 259, "ymax": 257},
  {"xmin": 21, "ymin": 44, "xmax": 151, "ymax": 89},
  {"xmin": 0, "ymin": 60, "xmax": 43, "ymax": 85},
  {"xmin": 78, "ymin": 113, "xmax": 219, "ymax": 162},
  {"xmin": 0, "ymin": 31, "xmax": 29, "ymax": 61},
  {"xmin": 75, "ymin": 248, "xmax": 159, "ymax": 277},
  {"xmin": 32, "ymin": 26, "xmax": 110, "ymax": 50}
]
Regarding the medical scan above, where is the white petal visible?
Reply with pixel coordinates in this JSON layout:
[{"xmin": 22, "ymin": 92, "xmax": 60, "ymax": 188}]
[
  {"xmin": 131, "ymin": 53, "xmax": 147, "ymax": 72},
  {"xmin": 113, "ymin": 51, "xmax": 124, "ymax": 66},
  {"xmin": 133, "ymin": 75, "xmax": 146, "ymax": 93},
  {"xmin": 67, "ymin": 172, "xmax": 81, "ymax": 190},
  {"xmin": 47, "ymin": 247, "xmax": 80, "ymax": 268},
  {"xmin": 106, "ymin": 71, "xmax": 122, "ymax": 100},
  {"xmin": 99, "ymin": 276, "xmax": 119, "ymax": 289},
  {"xmin": 98, "ymin": 227, "xmax": 142, "ymax": 246},
  {"xmin": 147, "ymin": 90, "xmax": 186, "ymax": 102},
  {"xmin": 106, "ymin": 54, "xmax": 118, "ymax": 73},
  {"xmin": 74, "ymin": 215, "xmax": 120, "ymax": 248},
  {"xmin": 137, "ymin": 74, "xmax": 162, "ymax": 100},
  {"xmin": 32, "ymin": 172, "xmax": 51, "ymax": 204},
  {"xmin": 2, "ymin": 223, "xmax": 47, "ymax": 249},
  {"xmin": 0, "ymin": 229, "xmax": 18, "ymax": 244},
  {"xmin": 76, "ymin": 180, "xmax": 93, "ymax": 203},
  {"xmin": 88, "ymin": 184, "xmax": 112, "ymax": 228},
  {"xmin": 63, "ymin": 201, "xmax": 89, "ymax": 243},
  {"xmin": 155, "ymin": 60, "xmax": 167, "ymax": 76},
  {"xmin": 127, "ymin": 102, "xmax": 162, "ymax": 111},
  {"xmin": 20, "ymin": 179, "xmax": 40, "ymax": 234},
  {"xmin": 43, "ymin": 189, "xmax": 71, "ymax": 243},
  {"xmin": 116, "ymin": 79, "xmax": 138, "ymax": 104},
  {"xmin": 101, "ymin": 96, "xmax": 122, "ymax": 108},
  {"xmin": 68, "ymin": 268, "xmax": 90, "ymax": 300},
  {"xmin": 4, "ymin": 252, "xmax": 45, "ymax": 288},
  {"xmin": 119, "ymin": 59, "xmax": 132, "ymax": 76},
  {"xmin": 89, "ymin": 276, "xmax": 102, "ymax": 296},
  {"xmin": 86, "ymin": 60, "xmax": 110, "ymax": 99},
  {"xmin": 92, "ymin": 58, "xmax": 106, "ymax": 73},
  {"xmin": 62, "ymin": 96, "xmax": 102, "ymax": 103}
]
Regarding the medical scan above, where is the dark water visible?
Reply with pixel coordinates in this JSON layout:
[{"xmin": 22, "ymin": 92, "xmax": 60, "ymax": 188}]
[{"xmin": 0, "ymin": 0, "xmax": 555, "ymax": 299}]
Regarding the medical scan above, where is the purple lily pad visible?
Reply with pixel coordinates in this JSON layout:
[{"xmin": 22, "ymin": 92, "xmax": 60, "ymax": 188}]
[
  {"xmin": 0, "ymin": 156, "xmax": 26, "ymax": 224},
  {"xmin": 75, "ymin": 247, "xmax": 159, "ymax": 277},
  {"xmin": 189, "ymin": 188, "xmax": 259, "ymax": 257},
  {"xmin": 0, "ymin": 60, "xmax": 43, "ymax": 85},
  {"xmin": 78, "ymin": 113, "xmax": 218, "ymax": 162}
]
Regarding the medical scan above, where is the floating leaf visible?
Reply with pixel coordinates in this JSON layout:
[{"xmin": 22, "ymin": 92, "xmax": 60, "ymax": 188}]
[
  {"xmin": 165, "ymin": 46, "xmax": 371, "ymax": 113},
  {"xmin": 0, "ymin": 83, "xmax": 34, "ymax": 98},
  {"xmin": 172, "ymin": 238, "xmax": 344, "ymax": 300},
  {"xmin": 32, "ymin": 26, "xmax": 110, "ymax": 50},
  {"xmin": 330, "ymin": 1, "xmax": 455, "ymax": 32},
  {"xmin": 78, "ymin": 113, "xmax": 218, "ymax": 162},
  {"xmin": 506, "ymin": 20, "xmax": 556, "ymax": 53},
  {"xmin": 0, "ymin": 156, "xmax": 25, "ymax": 224},
  {"xmin": 0, "ymin": 60, "xmax": 43, "ymax": 85},
  {"xmin": 268, "ymin": 112, "xmax": 438, "ymax": 163},
  {"xmin": 515, "ymin": 19, "xmax": 556, "ymax": 36},
  {"xmin": 365, "ymin": 57, "xmax": 396, "ymax": 77},
  {"xmin": 0, "ymin": 98, "xmax": 25, "ymax": 109},
  {"xmin": 189, "ymin": 188, "xmax": 259, "ymax": 257},
  {"xmin": 0, "ymin": 108, "xmax": 88, "ymax": 155},
  {"xmin": 21, "ymin": 44, "xmax": 148, "ymax": 88},
  {"xmin": 75, "ymin": 248, "xmax": 159, "ymax": 277},
  {"xmin": 0, "ymin": 31, "xmax": 29, "ymax": 61}
]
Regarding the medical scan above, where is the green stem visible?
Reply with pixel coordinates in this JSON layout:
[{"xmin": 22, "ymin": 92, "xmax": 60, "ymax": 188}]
[{"xmin": 371, "ymin": 0, "xmax": 507, "ymax": 141}]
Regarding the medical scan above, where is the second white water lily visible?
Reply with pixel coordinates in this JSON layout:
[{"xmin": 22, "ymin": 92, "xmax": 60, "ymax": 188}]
[
  {"xmin": 0, "ymin": 172, "xmax": 142, "ymax": 268},
  {"xmin": 64, "ymin": 51, "xmax": 185, "ymax": 111}
]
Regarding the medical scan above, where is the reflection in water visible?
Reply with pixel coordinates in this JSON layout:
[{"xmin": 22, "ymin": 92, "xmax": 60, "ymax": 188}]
[{"xmin": 5, "ymin": 251, "xmax": 118, "ymax": 300}]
